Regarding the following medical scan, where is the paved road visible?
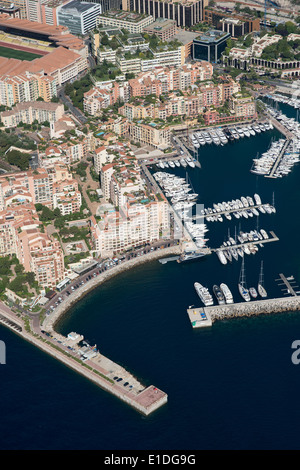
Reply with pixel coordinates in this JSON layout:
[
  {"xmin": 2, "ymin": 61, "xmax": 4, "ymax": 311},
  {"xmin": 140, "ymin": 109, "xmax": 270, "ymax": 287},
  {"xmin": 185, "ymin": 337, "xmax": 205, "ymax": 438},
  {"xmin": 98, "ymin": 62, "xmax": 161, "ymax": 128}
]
[
  {"xmin": 57, "ymin": 88, "xmax": 87, "ymax": 125},
  {"xmin": 43, "ymin": 242, "xmax": 179, "ymax": 317}
]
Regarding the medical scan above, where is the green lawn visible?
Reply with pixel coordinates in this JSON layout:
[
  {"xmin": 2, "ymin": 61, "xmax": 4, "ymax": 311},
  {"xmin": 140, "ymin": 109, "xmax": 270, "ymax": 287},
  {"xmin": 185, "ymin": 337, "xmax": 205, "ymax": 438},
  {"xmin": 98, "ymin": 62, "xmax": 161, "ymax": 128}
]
[{"xmin": 0, "ymin": 46, "xmax": 42, "ymax": 61}]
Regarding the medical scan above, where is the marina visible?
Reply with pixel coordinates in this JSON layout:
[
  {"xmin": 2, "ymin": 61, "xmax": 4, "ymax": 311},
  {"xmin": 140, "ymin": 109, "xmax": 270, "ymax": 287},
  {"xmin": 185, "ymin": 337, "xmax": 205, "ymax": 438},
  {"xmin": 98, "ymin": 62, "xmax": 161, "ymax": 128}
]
[{"xmin": 3, "ymin": 91, "xmax": 300, "ymax": 449}]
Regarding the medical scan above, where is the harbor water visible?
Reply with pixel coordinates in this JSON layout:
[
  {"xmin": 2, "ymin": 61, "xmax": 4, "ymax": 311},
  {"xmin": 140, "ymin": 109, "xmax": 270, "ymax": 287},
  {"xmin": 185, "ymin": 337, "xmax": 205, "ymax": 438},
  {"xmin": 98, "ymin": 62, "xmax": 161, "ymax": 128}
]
[{"xmin": 2, "ymin": 103, "xmax": 300, "ymax": 449}]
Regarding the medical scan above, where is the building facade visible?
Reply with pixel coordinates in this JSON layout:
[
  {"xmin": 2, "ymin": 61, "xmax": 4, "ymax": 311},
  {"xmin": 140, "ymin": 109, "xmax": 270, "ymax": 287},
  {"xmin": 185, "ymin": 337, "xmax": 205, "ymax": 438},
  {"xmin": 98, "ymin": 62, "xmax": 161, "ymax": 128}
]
[
  {"xmin": 124, "ymin": 0, "xmax": 206, "ymax": 28},
  {"xmin": 192, "ymin": 29, "xmax": 230, "ymax": 63},
  {"xmin": 0, "ymin": 101, "xmax": 64, "ymax": 127},
  {"xmin": 57, "ymin": 1, "xmax": 102, "ymax": 34}
]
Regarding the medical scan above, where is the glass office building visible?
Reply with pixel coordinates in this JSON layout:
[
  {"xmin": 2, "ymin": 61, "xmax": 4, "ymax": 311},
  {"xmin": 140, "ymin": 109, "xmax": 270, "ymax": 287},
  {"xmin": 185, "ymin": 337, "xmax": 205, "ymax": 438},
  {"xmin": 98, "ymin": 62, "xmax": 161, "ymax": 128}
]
[
  {"xmin": 57, "ymin": 1, "xmax": 102, "ymax": 34},
  {"xmin": 192, "ymin": 29, "xmax": 230, "ymax": 63}
]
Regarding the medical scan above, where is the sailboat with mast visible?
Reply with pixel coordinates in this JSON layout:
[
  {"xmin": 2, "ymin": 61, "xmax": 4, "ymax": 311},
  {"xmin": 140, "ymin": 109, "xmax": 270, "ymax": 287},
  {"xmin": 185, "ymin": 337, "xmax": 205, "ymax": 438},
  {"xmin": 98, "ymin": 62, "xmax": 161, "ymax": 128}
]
[
  {"xmin": 238, "ymin": 258, "xmax": 251, "ymax": 301},
  {"xmin": 258, "ymin": 261, "xmax": 267, "ymax": 298}
]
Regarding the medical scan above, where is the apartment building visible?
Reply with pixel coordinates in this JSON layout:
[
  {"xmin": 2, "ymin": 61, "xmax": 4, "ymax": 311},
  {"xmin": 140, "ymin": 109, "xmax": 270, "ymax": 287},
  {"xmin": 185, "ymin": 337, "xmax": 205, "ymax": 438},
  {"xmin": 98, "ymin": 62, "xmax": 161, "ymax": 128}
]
[
  {"xmin": 0, "ymin": 0, "xmax": 27, "ymax": 18},
  {"xmin": 0, "ymin": 200, "xmax": 65, "ymax": 288},
  {"xmin": 40, "ymin": 138, "xmax": 85, "ymax": 166},
  {"xmin": 53, "ymin": 179, "xmax": 82, "ymax": 215},
  {"xmin": 203, "ymin": 6, "xmax": 260, "ymax": 37},
  {"xmin": 0, "ymin": 164, "xmax": 81, "ymax": 211},
  {"xmin": 97, "ymin": 9, "xmax": 154, "ymax": 34},
  {"xmin": 0, "ymin": 101, "xmax": 64, "ymax": 127},
  {"xmin": 93, "ymin": 146, "xmax": 109, "ymax": 174},
  {"xmin": 83, "ymin": 87, "xmax": 113, "ymax": 115},
  {"xmin": 144, "ymin": 17, "xmax": 176, "ymax": 41},
  {"xmin": 90, "ymin": 195, "xmax": 169, "ymax": 257},
  {"xmin": 0, "ymin": 70, "xmax": 57, "ymax": 107},
  {"xmin": 128, "ymin": 121, "xmax": 171, "ymax": 149},
  {"xmin": 20, "ymin": 229, "xmax": 64, "ymax": 287},
  {"xmin": 229, "ymin": 93, "xmax": 256, "ymax": 119},
  {"xmin": 128, "ymin": 61, "xmax": 213, "ymax": 97}
]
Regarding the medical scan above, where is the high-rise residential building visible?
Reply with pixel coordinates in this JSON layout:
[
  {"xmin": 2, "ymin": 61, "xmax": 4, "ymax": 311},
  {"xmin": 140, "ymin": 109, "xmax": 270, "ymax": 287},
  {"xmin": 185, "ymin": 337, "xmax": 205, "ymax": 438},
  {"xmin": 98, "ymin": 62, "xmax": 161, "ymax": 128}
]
[{"xmin": 90, "ymin": 195, "xmax": 169, "ymax": 258}]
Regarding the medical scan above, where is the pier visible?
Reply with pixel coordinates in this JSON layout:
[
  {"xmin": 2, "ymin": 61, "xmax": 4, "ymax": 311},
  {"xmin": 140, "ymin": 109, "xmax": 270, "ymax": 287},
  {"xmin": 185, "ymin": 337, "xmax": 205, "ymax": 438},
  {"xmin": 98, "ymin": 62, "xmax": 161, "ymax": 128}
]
[
  {"xmin": 265, "ymin": 138, "xmax": 293, "ymax": 178},
  {"xmin": 0, "ymin": 291, "xmax": 169, "ymax": 416},
  {"xmin": 187, "ymin": 295, "xmax": 300, "ymax": 328},
  {"xmin": 264, "ymin": 109, "xmax": 295, "ymax": 140},
  {"xmin": 212, "ymin": 231, "xmax": 279, "ymax": 252},
  {"xmin": 276, "ymin": 273, "xmax": 299, "ymax": 297},
  {"xmin": 193, "ymin": 203, "xmax": 274, "ymax": 222}
]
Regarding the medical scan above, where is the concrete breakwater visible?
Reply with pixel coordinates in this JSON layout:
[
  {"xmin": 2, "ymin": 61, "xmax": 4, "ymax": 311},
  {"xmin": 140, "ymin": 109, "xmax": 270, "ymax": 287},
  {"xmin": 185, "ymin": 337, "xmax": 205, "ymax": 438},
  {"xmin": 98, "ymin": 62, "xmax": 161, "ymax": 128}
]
[
  {"xmin": 0, "ymin": 303, "xmax": 168, "ymax": 416},
  {"xmin": 0, "ymin": 246, "xmax": 183, "ymax": 416},
  {"xmin": 187, "ymin": 296, "xmax": 300, "ymax": 328}
]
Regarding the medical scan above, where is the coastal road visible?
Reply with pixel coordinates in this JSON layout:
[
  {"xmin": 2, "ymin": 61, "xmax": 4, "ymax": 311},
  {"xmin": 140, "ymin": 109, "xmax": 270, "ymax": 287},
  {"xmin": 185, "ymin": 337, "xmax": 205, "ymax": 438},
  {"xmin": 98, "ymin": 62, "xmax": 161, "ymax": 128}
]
[{"xmin": 43, "ymin": 242, "xmax": 179, "ymax": 316}]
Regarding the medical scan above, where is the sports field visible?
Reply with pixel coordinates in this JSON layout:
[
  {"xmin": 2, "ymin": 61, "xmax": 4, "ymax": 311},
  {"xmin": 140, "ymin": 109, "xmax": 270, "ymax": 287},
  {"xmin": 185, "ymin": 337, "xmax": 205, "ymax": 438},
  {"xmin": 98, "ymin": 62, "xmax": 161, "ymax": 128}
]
[{"xmin": 0, "ymin": 45, "xmax": 42, "ymax": 61}]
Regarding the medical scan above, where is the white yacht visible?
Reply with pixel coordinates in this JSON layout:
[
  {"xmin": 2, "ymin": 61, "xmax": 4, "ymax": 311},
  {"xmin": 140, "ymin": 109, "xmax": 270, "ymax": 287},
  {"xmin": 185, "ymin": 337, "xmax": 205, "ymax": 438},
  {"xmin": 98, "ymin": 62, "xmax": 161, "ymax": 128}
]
[
  {"xmin": 254, "ymin": 194, "xmax": 261, "ymax": 205},
  {"xmin": 186, "ymin": 158, "xmax": 196, "ymax": 168},
  {"xmin": 194, "ymin": 282, "xmax": 214, "ymax": 306},
  {"xmin": 231, "ymin": 128, "xmax": 239, "ymax": 139},
  {"xmin": 216, "ymin": 249, "xmax": 227, "ymax": 265},
  {"xmin": 220, "ymin": 283, "xmax": 234, "ymax": 304}
]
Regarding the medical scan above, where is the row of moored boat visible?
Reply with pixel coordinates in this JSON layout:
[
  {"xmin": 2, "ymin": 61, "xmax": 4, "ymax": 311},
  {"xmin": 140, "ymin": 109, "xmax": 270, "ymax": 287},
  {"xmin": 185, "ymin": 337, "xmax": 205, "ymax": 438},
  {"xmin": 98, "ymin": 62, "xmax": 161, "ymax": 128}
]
[
  {"xmin": 156, "ymin": 156, "xmax": 196, "ymax": 169},
  {"xmin": 153, "ymin": 171, "xmax": 208, "ymax": 250},
  {"xmin": 251, "ymin": 137, "xmax": 300, "ymax": 178},
  {"xmin": 191, "ymin": 122, "xmax": 273, "ymax": 149},
  {"xmin": 194, "ymin": 262, "xmax": 267, "ymax": 307},
  {"xmin": 265, "ymin": 93, "xmax": 300, "ymax": 109},
  {"xmin": 253, "ymin": 104, "xmax": 300, "ymax": 178},
  {"xmin": 216, "ymin": 229, "xmax": 270, "ymax": 265},
  {"xmin": 201, "ymin": 194, "xmax": 275, "ymax": 222}
]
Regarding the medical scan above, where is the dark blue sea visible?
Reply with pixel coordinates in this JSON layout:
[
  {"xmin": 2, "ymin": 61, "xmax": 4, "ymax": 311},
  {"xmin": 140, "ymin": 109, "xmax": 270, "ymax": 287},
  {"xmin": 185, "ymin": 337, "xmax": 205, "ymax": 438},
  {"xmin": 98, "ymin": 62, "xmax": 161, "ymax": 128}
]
[{"xmin": 2, "ymin": 100, "xmax": 300, "ymax": 450}]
